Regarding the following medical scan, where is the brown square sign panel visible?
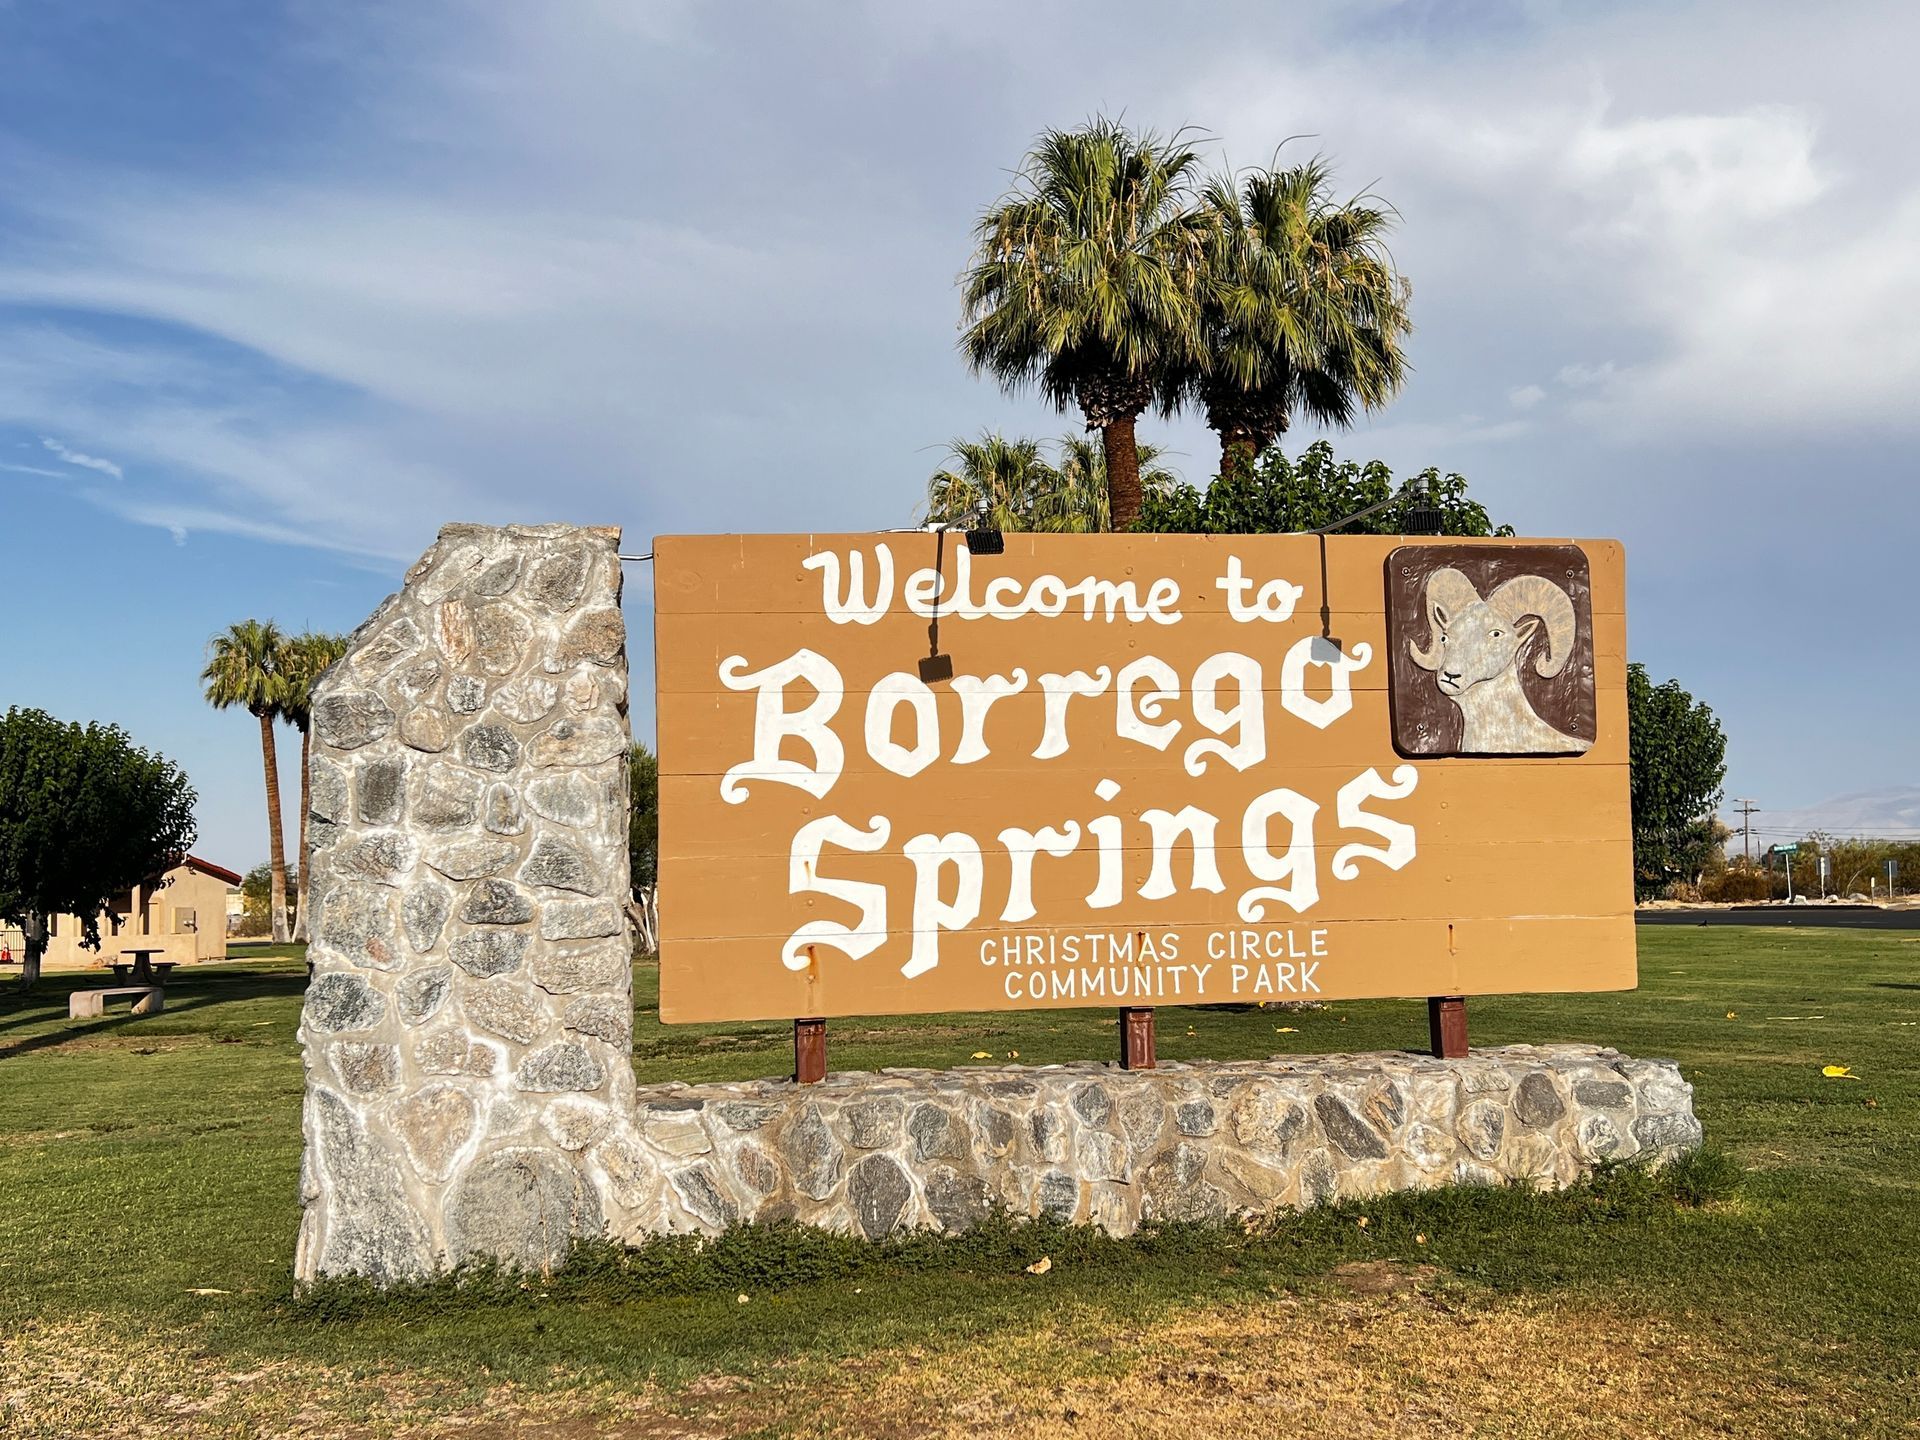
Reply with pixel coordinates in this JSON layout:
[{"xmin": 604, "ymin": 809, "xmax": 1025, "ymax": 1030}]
[{"xmin": 1386, "ymin": 543, "xmax": 1598, "ymax": 757}]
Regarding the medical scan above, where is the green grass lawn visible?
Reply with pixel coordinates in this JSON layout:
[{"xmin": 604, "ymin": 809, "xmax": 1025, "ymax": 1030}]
[{"xmin": 2, "ymin": 927, "xmax": 1916, "ymax": 1438}]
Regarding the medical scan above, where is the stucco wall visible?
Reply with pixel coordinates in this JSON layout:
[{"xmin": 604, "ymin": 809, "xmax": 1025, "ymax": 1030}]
[{"xmin": 35, "ymin": 862, "xmax": 233, "ymax": 968}]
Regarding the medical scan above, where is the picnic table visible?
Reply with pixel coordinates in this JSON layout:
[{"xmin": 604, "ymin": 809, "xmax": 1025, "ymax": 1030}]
[{"xmin": 116, "ymin": 948, "xmax": 174, "ymax": 985}]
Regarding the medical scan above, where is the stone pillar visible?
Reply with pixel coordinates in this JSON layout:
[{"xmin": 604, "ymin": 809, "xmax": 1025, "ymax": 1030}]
[{"xmin": 295, "ymin": 523, "xmax": 636, "ymax": 1282}]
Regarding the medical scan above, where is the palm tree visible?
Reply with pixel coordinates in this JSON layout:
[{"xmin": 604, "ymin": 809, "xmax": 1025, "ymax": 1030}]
[
  {"xmin": 279, "ymin": 631, "xmax": 348, "ymax": 943},
  {"xmin": 202, "ymin": 620, "xmax": 291, "ymax": 944},
  {"xmin": 1048, "ymin": 434, "xmax": 1182, "ymax": 532},
  {"xmin": 925, "ymin": 433, "xmax": 1181, "ymax": 534},
  {"xmin": 961, "ymin": 118, "xmax": 1207, "ymax": 532},
  {"xmin": 1186, "ymin": 159, "xmax": 1411, "ymax": 478},
  {"xmin": 925, "ymin": 434, "xmax": 1057, "ymax": 532}
]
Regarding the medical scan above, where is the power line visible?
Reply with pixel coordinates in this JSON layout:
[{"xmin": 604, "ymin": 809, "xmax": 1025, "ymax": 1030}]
[
  {"xmin": 1744, "ymin": 824, "xmax": 1920, "ymax": 836},
  {"xmin": 1732, "ymin": 798, "xmax": 1759, "ymax": 864}
]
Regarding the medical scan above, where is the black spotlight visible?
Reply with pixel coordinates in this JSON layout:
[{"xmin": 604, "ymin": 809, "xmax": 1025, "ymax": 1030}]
[
  {"xmin": 1404, "ymin": 480, "xmax": 1444, "ymax": 536},
  {"xmin": 963, "ymin": 504, "xmax": 1004, "ymax": 555}
]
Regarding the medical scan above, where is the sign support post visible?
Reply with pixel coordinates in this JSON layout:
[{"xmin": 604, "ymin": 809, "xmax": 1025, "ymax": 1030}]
[
  {"xmin": 1428, "ymin": 996, "xmax": 1469, "ymax": 1058},
  {"xmin": 794, "ymin": 1017, "xmax": 827, "ymax": 1084},
  {"xmin": 1119, "ymin": 1006, "xmax": 1156, "ymax": 1069}
]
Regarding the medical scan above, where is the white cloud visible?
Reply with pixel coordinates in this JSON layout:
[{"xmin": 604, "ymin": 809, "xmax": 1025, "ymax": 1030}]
[
  {"xmin": 1556, "ymin": 362, "xmax": 1617, "ymax": 389},
  {"xmin": 1199, "ymin": 15, "xmax": 1920, "ymax": 442},
  {"xmin": 41, "ymin": 435, "xmax": 123, "ymax": 478},
  {"xmin": 0, "ymin": 0, "xmax": 1916, "ymax": 560}
]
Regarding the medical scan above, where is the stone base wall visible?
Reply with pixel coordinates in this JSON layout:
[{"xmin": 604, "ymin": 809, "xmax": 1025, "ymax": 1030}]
[{"xmin": 592, "ymin": 1044, "xmax": 1700, "ymax": 1244}]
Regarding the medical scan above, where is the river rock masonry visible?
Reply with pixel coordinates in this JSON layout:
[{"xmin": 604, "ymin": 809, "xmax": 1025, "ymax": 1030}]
[{"xmin": 295, "ymin": 522, "xmax": 635, "ymax": 1282}]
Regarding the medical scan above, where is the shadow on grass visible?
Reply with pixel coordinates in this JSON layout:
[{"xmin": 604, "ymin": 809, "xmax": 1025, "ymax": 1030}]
[
  {"xmin": 0, "ymin": 967, "xmax": 311, "ymax": 1057},
  {"xmin": 284, "ymin": 1149, "xmax": 1741, "ymax": 1325}
]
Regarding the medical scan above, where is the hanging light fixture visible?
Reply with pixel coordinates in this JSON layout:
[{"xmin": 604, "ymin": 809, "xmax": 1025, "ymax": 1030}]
[{"xmin": 964, "ymin": 501, "xmax": 1004, "ymax": 555}]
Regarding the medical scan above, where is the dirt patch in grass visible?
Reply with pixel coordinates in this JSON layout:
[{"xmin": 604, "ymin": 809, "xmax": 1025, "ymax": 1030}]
[
  {"xmin": 0, "ymin": 1316, "xmax": 675, "ymax": 1440},
  {"xmin": 0, "ymin": 1033, "xmax": 216, "ymax": 1060},
  {"xmin": 795, "ymin": 1280, "xmax": 1888, "ymax": 1440},
  {"xmin": 8, "ymin": 1279, "xmax": 1897, "ymax": 1439}
]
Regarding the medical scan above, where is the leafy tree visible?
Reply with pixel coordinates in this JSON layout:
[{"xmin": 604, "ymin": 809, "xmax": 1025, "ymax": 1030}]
[
  {"xmin": 630, "ymin": 742, "xmax": 658, "ymax": 891},
  {"xmin": 0, "ymin": 708, "xmax": 197, "ymax": 988},
  {"xmin": 924, "ymin": 433, "xmax": 1181, "ymax": 534},
  {"xmin": 1791, "ymin": 835, "xmax": 1920, "ymax": 901},
  {"xmin": 202, "ymin": 620, "xmax": 291, "ymax": 943},
  {"xmin": 1627, "ymin": 664, "xmax": 1729, "ymax": 899},
  {"xmin": 1183, "ymin": 160, "xmax": 1411, "ymax": 478},
  {"xmin": 1139, "ymin": 439, "xmax": 1512, "ymax": 537},
  {"xmin": 278, "ymin": 631, "xmax": 348, "ymax": 942},
  {"xmin": 962, "ymin": 118, "xmax": 1206, "ymax": 532}
]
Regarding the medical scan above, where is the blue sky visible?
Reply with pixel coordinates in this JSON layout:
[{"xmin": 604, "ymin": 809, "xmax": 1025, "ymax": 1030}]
[{"xmin": 2, "ymin": 0, "xmax": 1917, "ymax": 869}]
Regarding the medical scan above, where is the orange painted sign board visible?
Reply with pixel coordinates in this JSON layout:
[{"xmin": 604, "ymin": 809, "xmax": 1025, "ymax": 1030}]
[{"xmin": 653, "ymin": 533, "xmax": 1633, "ymax": 1024}]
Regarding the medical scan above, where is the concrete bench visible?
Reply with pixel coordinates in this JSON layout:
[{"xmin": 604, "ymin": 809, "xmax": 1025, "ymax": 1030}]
[{"xmin": 68, "ymin": 987, "xmax": 164, "ymax": 1020}]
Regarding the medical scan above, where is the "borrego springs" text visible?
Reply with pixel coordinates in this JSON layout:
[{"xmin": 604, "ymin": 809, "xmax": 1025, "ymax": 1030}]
[{"xmin": 715, "ymin": 542, "xmax": 1422, "ymax": 986}]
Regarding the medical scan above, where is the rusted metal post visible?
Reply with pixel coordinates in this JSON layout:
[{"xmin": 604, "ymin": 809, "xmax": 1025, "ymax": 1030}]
[
  {"xmin": 793, "ymin": 1017, "xmax": 827, "ymax": 1083},
  {"xmin": 1427, "ymin": 996, "xmax": 1468, "ymax": 1059},
  {"xmin": 1119, "ymin": 1006, "xmax": 1156, "ymax": 1069}
]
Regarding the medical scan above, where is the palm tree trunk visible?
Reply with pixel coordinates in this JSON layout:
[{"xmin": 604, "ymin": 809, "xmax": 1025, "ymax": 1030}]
[
  {"xmin": 1204, "ymin": 392, "xmax": 1259, "ymax": 480},
  {"xmin": 258, "ymin": 709, "xmax": 289, "ymax": 945},
  {"xmin": 1218, "ymin": 433, "xmax": 1258, "ymax": 480},
  {"xmin": 1103, "ymin": 414, "xmax": 1144, "ymax": 532},
  {"xmin": 1099, "ymin": 408, "xmax": 1149, "ymax": 1063},
  {"xmin": 291, "ymin": 725, "xmax": 312, "ymax": 944}
]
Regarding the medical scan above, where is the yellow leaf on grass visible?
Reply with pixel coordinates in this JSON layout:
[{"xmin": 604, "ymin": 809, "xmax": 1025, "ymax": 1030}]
[
  {"xmin": 971, "ymin": 1051, "xmax": 992, "ymax": 1059},
  {"xmin": 1274, "ymin": 1027, "xmax": 1298, "ymax": 1034},
  {"xmin": 1725, "ymin": 1011, "xmax": 1738, "ymax": 1019},
  {"xmin": 1025, "ymin": 1256, "xmax": 1052, "ymax": 1275},
  {"xmin": 1822, "ymin": 1065, "xmax": 1859, "ymax": 1079},
  {"xmin": 737, "ymin": 1293, "xmax": 750, "ymax": 1304},
  {"xmin": 1008, "ymin": 1050, "xmax": 1020, "ymax": 1059}
]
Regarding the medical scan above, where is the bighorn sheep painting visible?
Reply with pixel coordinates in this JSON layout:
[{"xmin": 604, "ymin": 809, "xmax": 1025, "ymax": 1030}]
[{"xmin": 1387, "ymin": 545, "xmax": 1598, "ymax": 757}]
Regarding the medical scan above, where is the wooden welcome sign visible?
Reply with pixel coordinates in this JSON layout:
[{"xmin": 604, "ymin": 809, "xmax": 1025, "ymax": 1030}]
[{"xmin": 654, "ymin": 533, "xmax": 1632, "ymax": 1024}]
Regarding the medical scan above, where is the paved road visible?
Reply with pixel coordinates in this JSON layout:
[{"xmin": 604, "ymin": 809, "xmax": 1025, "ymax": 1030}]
[{"xmin": 1637, "ymin": 906, "xmax": 1920, "ymax": 929}]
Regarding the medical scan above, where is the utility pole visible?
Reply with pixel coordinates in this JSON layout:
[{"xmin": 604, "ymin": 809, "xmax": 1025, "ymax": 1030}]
[{"xmin": 1733, "ymin": 798, "xmax": 1760, "ymax": 864}]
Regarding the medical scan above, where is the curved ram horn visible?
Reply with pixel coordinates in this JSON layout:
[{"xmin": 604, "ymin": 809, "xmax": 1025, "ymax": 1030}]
[
  {"xmin": 1488, "ymin": 574, "xmax": 1578, "ymax": 677},
  {"xmin": 1406, "ymin": 568, "xmax": 1481, "ymax": 671}
]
